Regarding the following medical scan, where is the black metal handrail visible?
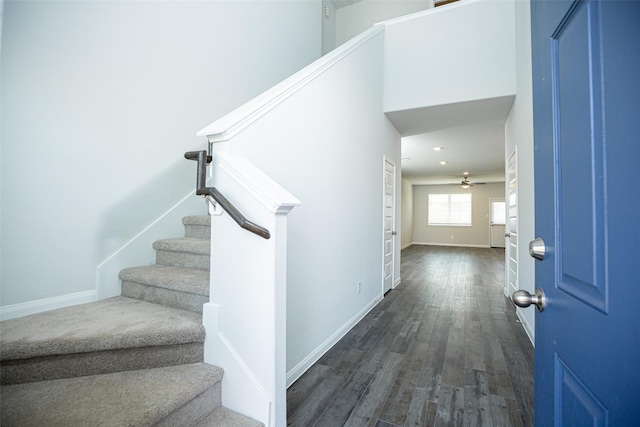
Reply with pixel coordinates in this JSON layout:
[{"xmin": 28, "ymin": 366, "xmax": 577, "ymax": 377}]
[{"xmin": 185, "ymin": 150, "xmax": 271, "ymax": 240}]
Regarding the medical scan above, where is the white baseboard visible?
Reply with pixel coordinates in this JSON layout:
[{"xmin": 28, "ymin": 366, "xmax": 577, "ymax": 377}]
[
  {"xmin": 286, "ymin": 295, "xmax": 382, "ymax": 388},
  {"xmin": 401, "ymin": 242, "xmax": 413, "ymax": 250},
  {"xmin": 411, "ymin": 241, "xmax": 491, "ymax": 248},
  {"xmin": 0, "ymin": 290, "xmax": 97, "ymax": 321},
  {"xmin": 393, "ymin": 277, "xmax": 402, "ymax": 289}
]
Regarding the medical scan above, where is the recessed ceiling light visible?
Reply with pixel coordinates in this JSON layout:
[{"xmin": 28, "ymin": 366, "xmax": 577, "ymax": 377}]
[
  {"xmin": 463, "ymin": 171, "xmax": 469, "ymax": 175},
  {"xmin": 440, "ymin": 161, "xmax": 447, "ymax": 165},
  {"xmin": 433, "ymin": 147, "xmax": 444, "ymax": 151}
]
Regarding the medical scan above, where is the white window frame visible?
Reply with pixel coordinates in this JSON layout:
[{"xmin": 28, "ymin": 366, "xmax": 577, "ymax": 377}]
[{"xmin": 428, "ymin": 193, "xmax": 473, "ymax": 226}]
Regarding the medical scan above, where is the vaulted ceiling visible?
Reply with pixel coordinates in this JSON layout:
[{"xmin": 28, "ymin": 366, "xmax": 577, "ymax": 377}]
[{"xmin": 331, "ymin": 0, "xmax": 512, "ymax": 186}]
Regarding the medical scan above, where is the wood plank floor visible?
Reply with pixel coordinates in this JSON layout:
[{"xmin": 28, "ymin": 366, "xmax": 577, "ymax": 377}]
[{"xmin": 287, "ymin": 245, "xmax": 534, "ymax": 426}]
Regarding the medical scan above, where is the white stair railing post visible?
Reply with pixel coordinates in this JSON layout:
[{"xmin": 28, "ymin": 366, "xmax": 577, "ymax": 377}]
[{"xmin": 201, "ymin": 152, "xmax": 299, "ymax": 427}]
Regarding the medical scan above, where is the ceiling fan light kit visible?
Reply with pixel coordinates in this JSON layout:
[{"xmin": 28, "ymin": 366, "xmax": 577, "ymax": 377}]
[{"xmin": 451, "ymin": 176, "xmax": 486, "ymax": 188}]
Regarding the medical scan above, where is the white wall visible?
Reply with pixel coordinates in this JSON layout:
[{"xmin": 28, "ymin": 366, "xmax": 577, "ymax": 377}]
[
  {"xmin": 401, "ymin": 178, "xmax": 414, "ymax": 249},
  {"xmin": 199, "ymin": 29, "xmax": 401, "ymax": 383},
  {"xmin": 383, "ymin": 0, "xmax": 516, "ymax": 113},
  {"xmin": 505, "ymin": 0, "xmax": 535, "ymax": 343},
  {"xmin": 412, "ymin": 183, "xmax": 505, "ymax": 247},
  {"xmin": 1, "ymin": 1, "xmax": 321, "ymax": 308},
  {"xmin": 335, "ymin": 0, "xmax": 432, "ymax": 47}
]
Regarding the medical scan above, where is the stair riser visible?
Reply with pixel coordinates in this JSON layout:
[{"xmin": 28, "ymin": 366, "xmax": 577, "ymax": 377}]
[
  {"xmin": 157, "ymin": 384, "xmax": 221, "ymax": 427},
  {"xmin": 1, "ymin": 343, "xmax": 204, "ymax": 386},
  {"xmin": 122, "ymin": 281, "xmax": 208, "ymax": 314},
  {"xmin": 184, "ymin": 224, "xmax": 211, "ymax": 239},
  {"xmin": 156, "ymin": 250, "xmax": 210, "ymax": 270}
]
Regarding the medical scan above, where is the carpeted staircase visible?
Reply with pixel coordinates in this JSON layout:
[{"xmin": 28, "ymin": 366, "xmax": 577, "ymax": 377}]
[{"xmin": 0, "ymin": 215, "xmax": 262, "ymax": 426}]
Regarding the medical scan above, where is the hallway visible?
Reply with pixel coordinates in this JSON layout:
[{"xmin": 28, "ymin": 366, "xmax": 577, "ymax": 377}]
[{"xmin": 287, "ymin": 245, "xmax": 534, "ymax": 426}]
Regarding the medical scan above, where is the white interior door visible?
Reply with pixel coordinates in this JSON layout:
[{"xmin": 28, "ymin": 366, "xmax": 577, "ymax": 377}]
[
  {"xmin": 506, "ymin": 149, "xmax": 518, "ymax": 296},
  {"xmin": 383, "ymin": 158, "xmax": 396, "ymax": 294}
]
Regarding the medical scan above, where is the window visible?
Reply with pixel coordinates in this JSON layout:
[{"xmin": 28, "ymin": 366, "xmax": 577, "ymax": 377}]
[
  {"xmin": 491, "ymin": 200, "xmax": 506, "ymax": 225},
  {"xmin": 428, "ymin": 193, "xmax": 472, "ymax": 226}
]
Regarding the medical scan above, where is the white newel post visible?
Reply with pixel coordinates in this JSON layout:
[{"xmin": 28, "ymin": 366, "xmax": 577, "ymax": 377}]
[{"xmin": 202, "ymin": 152, "xmax": 299, "ymax": 427}]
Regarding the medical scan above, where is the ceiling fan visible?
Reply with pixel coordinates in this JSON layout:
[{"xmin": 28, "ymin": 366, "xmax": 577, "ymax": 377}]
[{"xmin": 451, "ymin": 176, "xmax": 486, "ymax": 188}]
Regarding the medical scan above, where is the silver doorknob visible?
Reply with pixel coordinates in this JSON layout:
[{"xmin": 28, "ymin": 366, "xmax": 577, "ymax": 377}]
[
  {"xmin": 392, "ymin": 231, "xmax": 397, "ymax": 236},
  {"xmin": 512, "ymin": 288, "xmax": 546, "ymax": 312},
  {"xmin": 529, "ymin": 237, "xmax": 546, "ymax": 260},
  {"xmin": 505, "ymin": 232, "xmax": 511, "ymax": 238}
]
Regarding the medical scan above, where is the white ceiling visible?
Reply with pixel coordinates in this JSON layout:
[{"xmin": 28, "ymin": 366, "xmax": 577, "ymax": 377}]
[{"xmin": 387, "ymin": 96, "xmax": 515, "ymax": 185}]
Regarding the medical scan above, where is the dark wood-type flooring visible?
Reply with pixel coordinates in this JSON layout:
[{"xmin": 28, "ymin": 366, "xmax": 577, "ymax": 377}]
[{"xmin": 287, "ymin": 245, "xmax": 534, "ymax": 426}]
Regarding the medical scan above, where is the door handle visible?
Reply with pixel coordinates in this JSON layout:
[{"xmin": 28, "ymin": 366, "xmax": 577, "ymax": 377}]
[
  {"xmin": 512, "ymin": 288, "xmax": 546, "ymax": 312},
  {"xmin": 392, "ymin": 231, "xmax": 397, "ymax": 236},
  {"xmin": 529, "ymin": 237, "xmax": 546, "ymax": 260},
  {"xmin": 505, "ymin": 233, "xmax": 511, "ymax": 238}
]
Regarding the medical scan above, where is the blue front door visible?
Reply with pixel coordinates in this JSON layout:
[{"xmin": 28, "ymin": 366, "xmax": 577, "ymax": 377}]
[{"xmin": 531, "ymin": 0, "xmax": 640, "ymax": 424}]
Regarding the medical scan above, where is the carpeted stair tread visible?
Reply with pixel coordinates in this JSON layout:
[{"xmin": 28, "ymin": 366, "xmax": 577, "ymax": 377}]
[
  {"xmin": 153, "ymin": 237, "xmax": 210, "ymax": 254},
  {"xmin": 120, "ymin": 264, "xmax": 209, "ymax": 296},
  {"xmin": 0, "ymin": 296, "xmax": 204, "ymax": 361},
  {"xmin": 0, "ymin": 363, "xmax": 223, "ymax": 427},
  {"xmin": 195, "ymin": 407, "xmax": 264, "ymax": 427}
]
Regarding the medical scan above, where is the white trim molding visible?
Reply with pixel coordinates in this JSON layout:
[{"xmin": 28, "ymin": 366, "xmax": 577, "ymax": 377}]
[
  {"xmin": 393, "ymin": 277, "xmax": 402, "ymax": 289},
  {"xmin": 0, "ymin": 290, "xmax": 97, "ymax": 321},
  {"xmin": 197, "ymin": 26, "xmax": 385, "ymax": 143}
]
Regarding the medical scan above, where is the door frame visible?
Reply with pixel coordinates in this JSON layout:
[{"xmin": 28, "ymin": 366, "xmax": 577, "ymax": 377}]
[{"xmin": 382, "ymin": 156, "xmax": 397, "ymax": 295}]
